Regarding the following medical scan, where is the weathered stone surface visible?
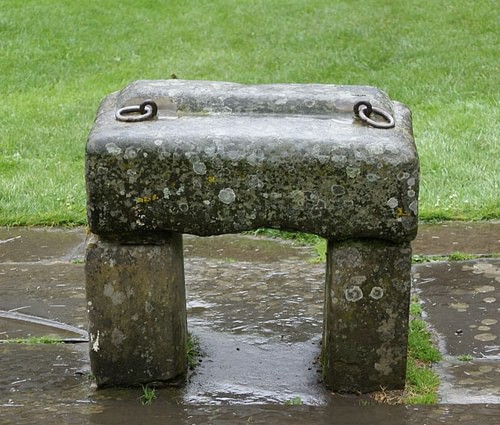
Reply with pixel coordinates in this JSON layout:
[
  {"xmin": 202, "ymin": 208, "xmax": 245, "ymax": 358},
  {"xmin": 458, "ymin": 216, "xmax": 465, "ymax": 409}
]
[
  {"xmin": 86, "ymin": 80, "xmax": 418, "ymax": 242},
  {"xmin": 84, "ymin": 80, "xmax": 419, "ymax": 392},
  {"xmin": 85, "ymin": 233, "xmax": 186, "ymax": 387},
  {"xmin": 322, "ymin": 239, "xmax": 412, "ymax": 393}
]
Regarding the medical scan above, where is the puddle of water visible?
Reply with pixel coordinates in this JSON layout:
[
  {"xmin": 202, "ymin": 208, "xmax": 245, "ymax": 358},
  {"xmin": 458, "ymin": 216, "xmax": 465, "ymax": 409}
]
[
  {"xmin": 182, "ymin": 239, "xmax": 328, "ymax": 405},
  {"xmin": 185, "ymin": 255, "xmax": 325, "ymax": 343},
  {"xmin": 182, "ymin": 328, "xmax": 326, "ymax": 405},
  {"xmin": 2, "ymin": 400, "xmax": 499, "ymax": 425}
]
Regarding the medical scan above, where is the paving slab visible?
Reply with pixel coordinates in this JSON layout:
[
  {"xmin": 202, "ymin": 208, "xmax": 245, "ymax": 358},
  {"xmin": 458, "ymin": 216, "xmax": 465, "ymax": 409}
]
[
  {"xmin": 0, "ymin": 262, "xmax": 87, "ymax": 331},
  {"xmin": 414, "ymin": 260, "xmax": 499, "ymax": 357},
  {"xmin": 437, "ymin": 359, "xmax": 500, "ymax": 404},
  {"xmin": 0, "ymin": 227, "xmax": 86, "ymax": 263},
  {"xmin": 414, "ymin": 259, "xmax": 500, "ymax": 403},
  {"xmin": 185, "ymin": 254, "xmax": 324, "ymax": 342},
  {"xmin": 0, "ymin": 343, "xmax": 89, "ymax": 406},
  {"xmin": 0, "ymin": 316, "xmax": 85, "ymax": 340},
  {"xmin": 183, "ymin": 329, "xmax": 327, "ymax": 405},
  {"xmin": 412, "ymin": 221, "xmax": 500, "ymax": 256}
]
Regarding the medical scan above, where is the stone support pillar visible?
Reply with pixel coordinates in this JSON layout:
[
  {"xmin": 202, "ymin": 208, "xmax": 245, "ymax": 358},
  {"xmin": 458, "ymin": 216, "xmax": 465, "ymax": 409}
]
[
  {"xmin": 85, "ymin": 232, "xmax": 186, "ymax": 387},
  {"xmin": 322, "ymin": 239, "xmax": 412, "ymax": 393}
]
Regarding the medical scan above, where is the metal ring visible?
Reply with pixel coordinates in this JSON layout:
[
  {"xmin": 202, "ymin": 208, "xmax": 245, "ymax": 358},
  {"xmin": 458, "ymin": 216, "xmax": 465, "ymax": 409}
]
[
  {"xmin": 115, "ymin": 100, "xmax": 158, "ymax": 122},
  {"xmin": 354, "ymin": 101, "xmax": 395, "ymax": 129},
  {"xmin": 353, "ymin": 100, "xmax": 373, "ymax": 117}
]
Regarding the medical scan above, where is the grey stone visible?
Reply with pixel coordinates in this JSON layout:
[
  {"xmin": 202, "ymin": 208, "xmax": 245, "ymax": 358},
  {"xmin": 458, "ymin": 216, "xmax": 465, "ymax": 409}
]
[
  {"xmin": 86, "ymin": 80, "xmax": 418, "ymax": 242},
  {"xmin": 85, "ymin": 80, "xmax": 419, "ymax": 392},
  {"xmin": 323, "ymin": 239, "xmax": 412, "ymax": 393},
  {"xmin": 85, "ymin": 233, "xmax": 187, "ymax": 387}
]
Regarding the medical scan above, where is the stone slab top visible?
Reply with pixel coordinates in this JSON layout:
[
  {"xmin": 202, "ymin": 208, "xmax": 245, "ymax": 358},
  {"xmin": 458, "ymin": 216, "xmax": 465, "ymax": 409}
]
[{"xmin": 86, "ymin": 80, "xmax": 419, "ymax": 242}]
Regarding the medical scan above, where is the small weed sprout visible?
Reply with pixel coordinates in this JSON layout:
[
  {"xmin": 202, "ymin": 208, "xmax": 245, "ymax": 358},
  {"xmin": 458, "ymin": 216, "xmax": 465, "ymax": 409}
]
[
  {"xmin": 186, "ymin": 333, "xmax": 202, "ymax": 370},
  {"xmin": 457, "ymin": 354, "xmax": 473, "ymax": 362},
  {"xmin": 284, "ymin": 396, "xmax": 302, "ymax": 405},
  {"xmin": 139, "ymin": 385, "xmax": 156, "ymax": 406}
]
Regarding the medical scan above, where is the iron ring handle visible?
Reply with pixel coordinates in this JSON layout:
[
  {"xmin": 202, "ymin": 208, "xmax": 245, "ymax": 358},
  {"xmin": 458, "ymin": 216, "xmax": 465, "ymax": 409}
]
[
  {"xmin": 354, "ymin": 101, "xmax": 395, "ymax": 129},
  {"xmin": 115, "ymin": 100, "xmax": 158, "ymax": 122}
]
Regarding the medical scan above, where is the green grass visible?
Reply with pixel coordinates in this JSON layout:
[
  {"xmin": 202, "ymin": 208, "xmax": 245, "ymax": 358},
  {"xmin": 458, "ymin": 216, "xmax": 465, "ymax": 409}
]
[
  {"xmin": 409, "ymin": 297, "xmax": 423, "ymax": 317},
  {"xmin": 186, "ymin": 332, "xmax": 202, "ymax": 370},
  {"xmin": 412, "ymin": 252, "xmax": 500, "ymax": 264},
  {"xmin": 284, "ymin": 396, "xmax": 303, "ymax": 406},
  {"xmin": 0, "ymin": 0, "xmax": 498, "ymax": 225},
  {"xmin": 404, "ymin": 305, "xmax": 442, "ymax": 404},
  {"xmin": 250, "ymin": 228, "xmax": 327, "ymax": 261},
  {"xmin": 2, "ymin": 336, "xmax": 63, "ymax": 345},
  {"xmin": 407, "ymin": 320, "xmax": 442, "ymax": 364},
  {"xmin": 405, "ymin": 357, "xmax": 441, "ymax": 404}
]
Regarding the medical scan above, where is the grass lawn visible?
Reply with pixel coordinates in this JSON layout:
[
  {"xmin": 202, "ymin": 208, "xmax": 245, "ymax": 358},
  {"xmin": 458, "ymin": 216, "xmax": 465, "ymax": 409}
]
[{"xmin": 0, "ymin": 0, "xmax": 498, "ymax": 225}]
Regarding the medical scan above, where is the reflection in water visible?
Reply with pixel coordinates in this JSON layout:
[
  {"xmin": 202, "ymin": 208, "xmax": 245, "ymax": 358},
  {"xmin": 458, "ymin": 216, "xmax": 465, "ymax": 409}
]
[
  {"xmin": 87, "ymin": 403, "xmax": 500, "ymax": 425},
  {"xmin": 185, "ymin": 256, "xmax": 325, "ymax": 343},
  {"xmin": 182, "ymin": 237, "xmax": 328, "ymax": 405}
]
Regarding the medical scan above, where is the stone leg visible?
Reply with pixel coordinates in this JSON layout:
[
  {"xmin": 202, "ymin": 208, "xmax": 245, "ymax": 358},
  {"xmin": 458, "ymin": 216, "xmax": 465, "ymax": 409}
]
[
  {"xmin": 322, "ymin": 239, "xmax": 412, "ymax": 393},
  {"xmin": 85, "ymin": 233, "xmax": 187, "ymax": 387}
]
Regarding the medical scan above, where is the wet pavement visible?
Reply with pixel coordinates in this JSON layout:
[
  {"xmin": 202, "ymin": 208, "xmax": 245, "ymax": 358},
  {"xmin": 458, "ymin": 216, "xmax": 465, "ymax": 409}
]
[
  {"xmin": 0, "ymin": 223, "xmax": 499, "ymax": 424},
  {"xmin": 414, "ymin": 259, "xmax": 500, "ymax": 404}
]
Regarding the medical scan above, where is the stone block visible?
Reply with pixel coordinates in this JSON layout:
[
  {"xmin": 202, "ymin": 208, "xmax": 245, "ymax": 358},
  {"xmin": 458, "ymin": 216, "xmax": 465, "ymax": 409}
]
[
  {"xmin": 85, "ymin": 233, "xmax": 186, "ymax": 387},
  {"xmin": 322, "ymin": 238, "xmax": 412, "ymax": 393},
  {"xmin": 86, "ymin": 80, "xmax": 418, "ymax": 243}
]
